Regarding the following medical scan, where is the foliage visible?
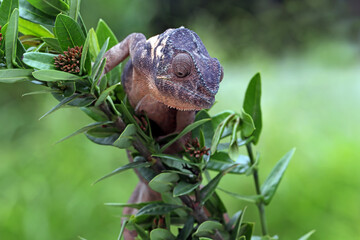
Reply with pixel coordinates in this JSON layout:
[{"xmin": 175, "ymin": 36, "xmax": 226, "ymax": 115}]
[{"xmin": 0, "ymin": 0, "xmax": 312, "ymax": 239}]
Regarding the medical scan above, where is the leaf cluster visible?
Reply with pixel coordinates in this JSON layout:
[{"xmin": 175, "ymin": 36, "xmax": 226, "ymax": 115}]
[{"xmin": 0, "ymin": 1, "xmax": 314, "ymax": 240}]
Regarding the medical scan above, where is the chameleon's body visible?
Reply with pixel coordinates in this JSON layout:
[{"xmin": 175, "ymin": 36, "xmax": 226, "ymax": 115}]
[{"xmin": 103, "ymin": 27, "xmax": 223, "ymax": 239}]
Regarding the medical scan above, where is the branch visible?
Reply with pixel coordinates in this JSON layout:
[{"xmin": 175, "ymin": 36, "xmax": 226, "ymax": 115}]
[
  {"xmin": 99, "ymin": 100, "xmax": 224, "ymax": 240},
  {"xmin": 246, "ymin": 143, "xmax": 268, "ymax": 236}
]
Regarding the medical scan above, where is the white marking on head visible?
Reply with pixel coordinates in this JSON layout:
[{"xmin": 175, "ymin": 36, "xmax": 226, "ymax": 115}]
[{"xmin": 147, "ymin": 34, "xmax": 159, "ymax": 60}]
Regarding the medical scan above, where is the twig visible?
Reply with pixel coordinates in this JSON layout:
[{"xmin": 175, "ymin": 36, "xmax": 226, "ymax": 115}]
[
  {"xmin": 246, "ymin": 143, "xmax": 268, "ymax": 236},
  {"xmin": 99, "ymin": 101, "xmax": 224, "ymax": 239}
]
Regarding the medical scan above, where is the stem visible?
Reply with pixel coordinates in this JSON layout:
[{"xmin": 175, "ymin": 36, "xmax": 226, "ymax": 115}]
[
  {"xmin": 246, "ymin": 143, "xmax": 268, "ymax": 236},
  {"xmin": 100, "ymin": 102, "xmax": 224, "ymax": 239}
]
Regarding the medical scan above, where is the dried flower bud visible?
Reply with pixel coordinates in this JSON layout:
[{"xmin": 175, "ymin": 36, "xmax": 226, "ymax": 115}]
[
  {"xmin": 54, "ymin": 46, "xmax": 83, "ymax": 74},
  {"xmin": 134, "ymin": 115, "xmax": 148, "ymax": 131},
  {"xmin": 185, "ymin": 138, "xmax": 210, "ymax": 161}
]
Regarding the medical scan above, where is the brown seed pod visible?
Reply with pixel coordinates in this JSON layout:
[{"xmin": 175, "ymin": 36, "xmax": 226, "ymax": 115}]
[{"xmin": 54, "ymin": 46, "xmax": 83, "ymax": 74}]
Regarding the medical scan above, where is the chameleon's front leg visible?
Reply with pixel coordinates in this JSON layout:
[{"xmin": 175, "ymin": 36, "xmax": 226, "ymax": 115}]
[{"xmin": 103, "ymin": 33, "xmax": 146, "ymax": 74}]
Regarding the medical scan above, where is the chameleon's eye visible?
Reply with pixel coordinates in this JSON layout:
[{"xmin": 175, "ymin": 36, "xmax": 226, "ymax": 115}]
[
  {"xmin": 220, "ymin": 66, "xmax": 224, "ymax": 82},
  {"xmin": 172, "ymin": 53, "xmax": 192, "ymax": 78}
]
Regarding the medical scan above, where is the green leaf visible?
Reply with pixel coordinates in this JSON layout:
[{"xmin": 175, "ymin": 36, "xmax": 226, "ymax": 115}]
[
  {"xmin": 87, "ymin": 28, "xmax": 99, "ymax": 61},
  {"xmin": 32, "ymin": 69, "xmax": 82, "ymax": 81},
  {"xmin": 149, "ymin": 172, "xmax": 179, "ymax": 193},
  {"xmin": 243, "ymin": 73, "xmax": 262, "ymax": 144},
  {"xmin": 76, "ymin": 13, "xmax": 87, "ymax": 36},
  {"xmin": 153, "ymin": 153, "xmax": 201, "ymax": 168},
  {"xmin": 219, "ymin": 188, "xmax": 262, "ymax": 204},
  {"xmin": 245, "ymin": 152, "xmax": 260, "ymax": 176},
  {"xmin": 79, "ymin": 31, "xmax": 91, "ymax": 75},
  {"xmin": 226, "ymin": 210, "xmax": 242, "ymax": 231},
  {"xmin": 117, "ymin": 220, "xmax": 128, "ymax": 240},
  {"xmin": 136, "ymin": 163, "xmax": 158, "ymax": 182},
  {"xmin": 203, "ymin": 191, "xmax": 227, "ymax": 220},
  {"xmin": 211, "ymin": 113, "xmax": 235, "ymax": 154},
  {"xmin": 95, "ymin": 18, "xmax": 118, "ymax": 49},
  {"xmin": 104, "ymin": 201, "xmax": 161, "ymax": 209},
  {"xmin": 112, "ymin": 123, "xmax": 137, "ymax": 149},
  {"xmin": 193, "ymin": 221, "xmax": 224, "ymax": 238},
  {"xmin": 95, "ymin": 19, "xmax": 120, "ymax": 85},
  {"xmin": 41, "ymin": 37, "xmax": 62, "ymax": 52},
  {"xmin": 95, "ymin": 82, "xmax": 120, "ymax": 106},
  {"xmin": 0, "ymin": 69, "xmax": 33, "ymax": 83},
  {"xmin": 18, "ymin": 18, "xmax": 54, "ymax": 37},
  {"xmin": 19, "ymin": 0, "xmax": 55, "ymax": 26},
  {"xmin": 22, "ymin": 89, "xmax": 60, "ymax": 96},
  {"xmin": 173, "ymin": 181, "xmax": 201, "ymax": 197},
  {"xmin": 161, "ymin": 192, "xmax": 188, "ymax": 218},
  {"xmin": 92, "ymin": 58, "xmax": 107, "ymax": 91},
  {"xmin": 261, "ymin": 148, "xmax": 295, "ymax": 205},
  {"xmin": 298, "ymin": 230, "xmax": 316, "ymax": 240},
  {"xmin": 68, "ymin": 0, "xmax": 81, "ymax": 21},
  {"xmin": 230, "ymin": 117, "xmax": 240, "ymax": 146},
  {"xmin": 116, "ymin": 101, "xmax": 152, "ymax": 142},
  {"xmin": 200, "ymin": 164, "xmax": 238, "ymax": 205},
  {"xmin": 230, "ymin": 208, "xmax": 245, "ymax": 240},
  {"xmin": 39, "ymin": 94, "xmax": 79, "ymax": 120},
  {"xmin": 80, "ymin": 106, "xmax": 108, "ymax": 122},
  {"xmin": 105, "ymin": 60, "xmax": 121, "ymax": 86},
  {"xmin": 91, "ymin": 37, "xmax": 109, "ymax": 84},
  {"xmin": 133, "ymin": 223, "xmax": 150, "ymax": 240},
  {"xmin": 18, "ymin": 34, "xmax": 40, "ymax": 48},
  {"xmin": 0, "ymin": 22, "xmax": 27, "ymax": 68},
  {"xmin": 66, "ymin": 93, "xmax": 95, "ymax": 107},
  {"xmin": 98, "ymin": 69, "xmax": 107, "ymax": 92},
  {"xmin": 54, "ymin": 14, "xmax": 85, "ymax": 51},
  {"xmin": 241, "ymin": 109, "xmax": 256, "ymax": 138},
  {"xmin": 61, "ymin": 81, "xmax": 76, "ymax": 97},
  {"xmin": 23, "ymin": 52, "xmax": 57, "ymax": 70},
  {"xmin": 85, "ymin": 126, "xmax": 118, "ymax": 138},
  {"xmin": 0, "ymin": 0, "xmax": 18, "ymax": 26},
  {"xmin": 177, "ymin": 216, "xmax": 194, "ymax": 240},
  {"xmin": 85, "ymin": 128, "xmax": 119, "ymax": 146},
  {"xmin": 0, "ymin": 22, "xmax": 7, "ymax": 35},
  {"xmin": 160, "ymin": 118, "xmax": 211, "ymax": 152},
  {"xmin": 26, "ymin": 0, "xmax": 69, "ymax": 16},
  {"xmin": 229, "ymin": 141, "xmax": 239, "ymax": 161},
  {"xmin": 5, "ymin": 8, "xmax": 19, "ymax": 68},
  {"xmin": 93, "ymin": 161, "xmax": 151, "ymax": 184},
  {"xmin": 211, "ymin": 110, "xmax": 234, "ymax": 127},
  {"xmin": 85, "ymin": 135, "xmax": 118, "ymax": 146},
  {"xmin": 199, "ymin": 128, "xmax": 206, "ymax": 149},
  {"xmin": 136, "ymin": 203, "xmax": 184, "ymax": 217},
  {"xmin": 193, "ymin": 110, "xmax": 213, "ymax": 148},
  {"xmin": 150, "ymin": 228, "xmax": 175, "ymax": 240},
  {"xmin": 15, "ymin": 38, "xmax": 26, "ymax": 68},
  {"xmin": 238, "ymin": 222, "xmax": 254, "ymax": 240},
  {"xmin": 207, "ymin": 152, "xmax": 249, "ymax": 174},
  {"xmin": 56, "ymin": 121, "xmax": 112, "ymax": 144}
]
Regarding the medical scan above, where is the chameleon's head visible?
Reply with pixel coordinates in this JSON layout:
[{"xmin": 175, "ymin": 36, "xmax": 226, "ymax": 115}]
[{"xmin": 150, "ymin": 27, "xmax": 223, "ymax": 111}]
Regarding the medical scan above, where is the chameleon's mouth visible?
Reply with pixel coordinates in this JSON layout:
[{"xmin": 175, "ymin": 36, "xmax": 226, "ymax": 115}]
[{"xmin": 154, "ymin": 77, "xmax": 215, "ymax": 111}]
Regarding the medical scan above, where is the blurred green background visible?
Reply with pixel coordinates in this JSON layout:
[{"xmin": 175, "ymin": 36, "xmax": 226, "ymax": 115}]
[{"xmin": 1, "ymin": 0, "xmax": 360, "ymax": 239}]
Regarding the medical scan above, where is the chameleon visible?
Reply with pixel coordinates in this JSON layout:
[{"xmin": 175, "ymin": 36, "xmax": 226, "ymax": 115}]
[{"xmin": 102, "ymin": 26, "xmax": 223, "ymax": 238}]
